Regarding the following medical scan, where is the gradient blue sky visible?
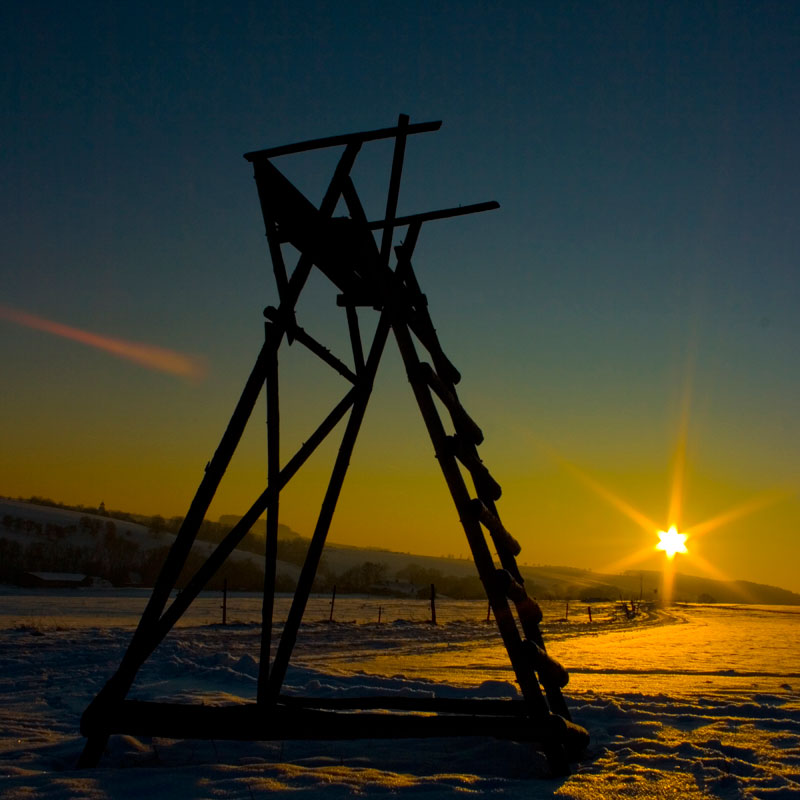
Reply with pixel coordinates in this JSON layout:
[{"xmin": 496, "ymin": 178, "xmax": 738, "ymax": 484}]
[{"xmin": 3, "ymin": 2, "xmax": 800, "ymax": 592}]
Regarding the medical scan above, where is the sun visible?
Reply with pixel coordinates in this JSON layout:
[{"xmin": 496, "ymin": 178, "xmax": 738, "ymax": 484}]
[{"xmin": 656, "ymin": 526, "xmax": 688, "ymax": 559}]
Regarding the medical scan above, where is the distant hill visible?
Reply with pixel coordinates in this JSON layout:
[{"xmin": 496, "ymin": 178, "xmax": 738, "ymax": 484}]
[
  {"xmin": 314, "ymin": 542, "xmax": 800, "ymax": 605},
  {"xmin": 217, "ymin": 515, "xmax": 301, "ymax": 540},
  {"xmin": 2, "ymin": 497, "xmax": 799, "ymax": 604}
]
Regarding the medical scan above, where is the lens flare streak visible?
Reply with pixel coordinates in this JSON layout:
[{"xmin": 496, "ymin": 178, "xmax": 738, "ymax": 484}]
[{"xmin": 0, "ymin": 305, "xmax": 207, "ymax": 381}]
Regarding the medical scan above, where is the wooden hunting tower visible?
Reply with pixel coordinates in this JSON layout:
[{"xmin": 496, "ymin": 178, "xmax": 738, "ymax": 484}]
[{"xmin": 79, "ymin": 115, "xmax": 588, "ymax": 775}]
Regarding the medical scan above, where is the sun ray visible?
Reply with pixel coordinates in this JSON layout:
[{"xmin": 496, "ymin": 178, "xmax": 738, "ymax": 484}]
[
  {"xmin": 598, "ymin": 544, "xmax": 659, "ymax": 575},
  {"xmin": 661, "ymin": 555, "xmax": 677, "ymax": 606},
  {"xmin": 554, "ymin": 456, "xmax": 662, "ymax": 535},
  {"xmin": 685, "ymin": 489, "xmax": 791, "ymax": 539},
  {"xmin": 684, "ymin": 551, "xmax": 730, "ymax": 583},
  {"xmin": 666, "ymin": 343, "xmax": 695, "ymax": 531},
  {"xmin": 683, "ymin": 551, "xmax": 755, "ymax": 603},
  {"xmin": 0, "ymin": 304, "xmax": 207, "ymax": 381}
]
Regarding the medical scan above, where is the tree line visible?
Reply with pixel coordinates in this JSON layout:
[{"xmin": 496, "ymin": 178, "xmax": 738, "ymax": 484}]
[
  {"xmin": 0, "ymin": 502, "xmax": 490, "ymax": 597},
  {"xmin": 0, "ymin": 511, "xmax": 488, "ymax": 597}
]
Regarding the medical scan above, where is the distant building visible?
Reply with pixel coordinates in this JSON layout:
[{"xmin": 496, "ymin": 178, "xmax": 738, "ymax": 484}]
[{"xmin": 19, "ymin": 572, "xmax": 92, "ymax": 589}]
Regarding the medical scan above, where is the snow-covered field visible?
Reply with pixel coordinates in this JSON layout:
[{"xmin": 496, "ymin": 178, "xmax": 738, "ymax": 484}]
[{"xmin": 1, "ymin": 591, "xmax": 798, "ymax": 798}]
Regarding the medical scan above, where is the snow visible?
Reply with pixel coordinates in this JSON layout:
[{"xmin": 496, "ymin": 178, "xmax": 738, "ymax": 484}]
[{"xmin": 1, "ymin": 593, "xmax": 798, "ymax": 798}]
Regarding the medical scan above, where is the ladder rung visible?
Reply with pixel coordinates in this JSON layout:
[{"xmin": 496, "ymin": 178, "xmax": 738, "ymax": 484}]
[
  {"xmin": 410, "ymin": 324, "xmax": 461, "ymax": 385},
  {"xmin": 521, "ymin": 640, "xmax": 569, "ymax": 689},
  {"xmin": 470, "ymin": 499, "xmax": 521, "ymax": 556},
  {"xmin": 417, "ymin": 363, "xmax": 483, "ymax": 443},
  {"xmin": 495, "ymin": 569, "xmax": 543, "ymax": 626},
  {"xmin": 446, "ymin": 436, "xmax": 501, "ymax": 500}
]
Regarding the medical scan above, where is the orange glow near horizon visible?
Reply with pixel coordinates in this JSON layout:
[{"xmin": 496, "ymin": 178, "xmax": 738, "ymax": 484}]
[{"xmin": 0, "ymin": 305, "xmax": 207, "ymax": 381}]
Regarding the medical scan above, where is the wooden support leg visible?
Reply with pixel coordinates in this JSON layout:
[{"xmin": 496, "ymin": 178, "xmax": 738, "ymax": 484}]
[
  {"xmin": 345, "ymin": 305, "xmax": 365, "ymax": 374},
  {"xmin": 79, "ymin": 379, "xmax": 358, "ymax": 768},
  {"xmin": 379, "ymin": 114, "xmax": 409, "ymax": 265},
  {"xmin": 135, "ymin": 340, "xmax": 275, "ymax": 637},
  {"xmin": 150, "ymin": 388, "xmax": 358, "ymax": 646},
  {"xmin": 259, "ymin": 322, "xmax": 280, "ymax": 704},
  {"xmin": 78, "ymin": 340, "xmax": 275, "ymax": 767},
  {"xmin": 77, "ymin": 730, "xmax": 108, "ymax": 769},
  {"xmin": 267, "ymin": 312, "xmax": 394, "ymax": 700}
]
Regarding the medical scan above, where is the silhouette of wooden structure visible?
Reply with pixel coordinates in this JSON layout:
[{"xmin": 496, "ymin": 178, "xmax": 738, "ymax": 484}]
[{"xmin": 79, "ymin": 115, "xmax": 588, "ymax": 775}]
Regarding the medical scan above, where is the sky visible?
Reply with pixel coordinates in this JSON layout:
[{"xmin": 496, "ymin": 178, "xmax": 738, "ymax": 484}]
[{"xmin": 2, "ymin": 2, "xmax": 800, "ymax": 592}]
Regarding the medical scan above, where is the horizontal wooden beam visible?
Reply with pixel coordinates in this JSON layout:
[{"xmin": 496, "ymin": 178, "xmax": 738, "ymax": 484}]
[
  {"xmin": 244, "ymin": 120, "xmax": 442, "ymax": 161},
  {"xmin": 278, "ymin": 695, "xmax": 527, "ymax": 715},
  {"xmin": 367, "ymin": 200, "xmax": 500, "ymax": 229},
  {"xmin": 82, "ymin": 700, "xmax": 588, "ymax": 752}
]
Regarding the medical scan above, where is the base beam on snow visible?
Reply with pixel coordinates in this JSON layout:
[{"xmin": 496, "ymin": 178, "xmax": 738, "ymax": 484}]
[{"xmin": 81, "ymin": 700, "xmax": 589, "ymax": 754}]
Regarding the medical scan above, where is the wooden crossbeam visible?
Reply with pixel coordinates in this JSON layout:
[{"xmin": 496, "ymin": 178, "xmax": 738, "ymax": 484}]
[
  {"xmin": 267, "ymin": 311, "xmax": 396, "ymax": 701},
  {"xmin": 264, "ymin": 306, "xmax": 358, "ymax": 383},
  {"xmin": 82, "ymin": 700, "xmax": 588, "ymax": 755},
  {"xmin": 77, "ymin": 383, "xmax": 360, "ymax": 739},
  {"xmin": 278, "ymin": 695, "xmax": 527, "ymax": 714},
  {"xmin": 368, "ymin": 200, "xmax": 500, "ymax": 229},
  {"xmin": 243, "ymin": 119, "xmax": 441, "ymax": 161},
  {"xmin": 277, "ymin": 141, "xmax": 363, "ymax": 305}
]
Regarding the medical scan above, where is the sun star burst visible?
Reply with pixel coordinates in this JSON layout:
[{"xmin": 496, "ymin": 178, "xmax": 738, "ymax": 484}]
[{"xmin": 656, "ymin": 526, "xmax": 688, "ymax": 559}]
